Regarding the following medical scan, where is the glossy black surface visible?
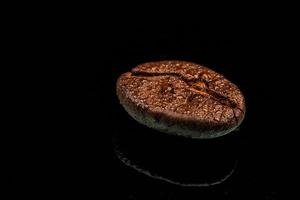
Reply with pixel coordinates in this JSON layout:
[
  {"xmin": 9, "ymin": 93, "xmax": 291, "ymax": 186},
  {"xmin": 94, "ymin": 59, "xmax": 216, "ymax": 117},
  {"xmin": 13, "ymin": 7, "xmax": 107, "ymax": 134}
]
[{"xmin": 113, "ymin": 127, "xmax": 239, "ymax": 187}]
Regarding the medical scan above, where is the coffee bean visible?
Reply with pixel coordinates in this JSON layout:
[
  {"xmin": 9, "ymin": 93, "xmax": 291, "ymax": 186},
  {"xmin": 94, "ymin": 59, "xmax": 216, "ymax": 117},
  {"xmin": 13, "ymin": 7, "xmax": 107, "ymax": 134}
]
[{"xmin": 116, "ymin": 61, "xmax": 245, "ymax": 138}]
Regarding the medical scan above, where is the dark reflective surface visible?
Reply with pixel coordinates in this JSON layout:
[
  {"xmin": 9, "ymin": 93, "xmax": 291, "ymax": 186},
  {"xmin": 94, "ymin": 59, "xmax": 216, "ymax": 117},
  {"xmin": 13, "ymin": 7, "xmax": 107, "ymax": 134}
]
[
  {"xmin": 111, "ymin": 128, "xmax": 279, "ymax": 199},
  {"xmin": 113, "ymin": 128, "xmax": 239, "ymax": 187}
]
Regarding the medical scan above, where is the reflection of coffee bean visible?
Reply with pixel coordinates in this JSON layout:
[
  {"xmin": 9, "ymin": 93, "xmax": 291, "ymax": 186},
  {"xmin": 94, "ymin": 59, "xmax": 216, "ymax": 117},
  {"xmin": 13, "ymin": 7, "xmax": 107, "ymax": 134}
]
[
  {"xmin": 116, "ymin": 61, "xmax": 245, "ymax": 138},
  {"xmin": 113, "ymin": 130, "xmax": 238, "ymax": 187}
]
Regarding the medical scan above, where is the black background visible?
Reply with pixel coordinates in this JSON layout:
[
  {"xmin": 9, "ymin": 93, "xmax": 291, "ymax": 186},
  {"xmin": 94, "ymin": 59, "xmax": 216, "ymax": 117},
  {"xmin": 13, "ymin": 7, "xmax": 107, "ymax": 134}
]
[{"xmin": 10, "ymin": 21, "xmax": 298, "ymax": 199}]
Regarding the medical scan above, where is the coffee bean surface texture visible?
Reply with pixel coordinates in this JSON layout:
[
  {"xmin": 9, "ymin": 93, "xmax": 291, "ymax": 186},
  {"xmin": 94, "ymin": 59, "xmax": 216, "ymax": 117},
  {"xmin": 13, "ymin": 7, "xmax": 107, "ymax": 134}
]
[{"xmin": 117, "ymin": 61, "xmax": 245, "ymax": 138}]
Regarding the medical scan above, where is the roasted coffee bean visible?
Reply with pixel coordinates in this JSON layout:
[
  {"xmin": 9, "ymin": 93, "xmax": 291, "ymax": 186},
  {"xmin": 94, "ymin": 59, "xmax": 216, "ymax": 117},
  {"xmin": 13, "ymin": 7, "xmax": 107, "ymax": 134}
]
[{"xmin": 116, "ymin": 61, "xmax": 245, "ymax": 138}]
